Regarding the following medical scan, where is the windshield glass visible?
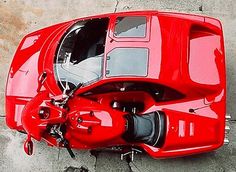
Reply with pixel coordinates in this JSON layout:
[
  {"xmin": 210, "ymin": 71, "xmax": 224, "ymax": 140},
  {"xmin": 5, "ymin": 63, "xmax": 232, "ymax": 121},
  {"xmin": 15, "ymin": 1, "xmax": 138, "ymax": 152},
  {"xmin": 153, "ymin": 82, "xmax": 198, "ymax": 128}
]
[{"xmin": 54, "ymin": 18, "xmax": 109, "ymax": 91}]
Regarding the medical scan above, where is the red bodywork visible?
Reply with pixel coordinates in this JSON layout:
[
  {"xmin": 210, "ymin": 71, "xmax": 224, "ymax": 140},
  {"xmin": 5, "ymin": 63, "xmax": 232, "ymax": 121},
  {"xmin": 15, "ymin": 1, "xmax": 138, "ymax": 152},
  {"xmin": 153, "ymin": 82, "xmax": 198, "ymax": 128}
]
[{"xmin": 5, "ymin": 11, "xmax": 226, "ymax": 158}]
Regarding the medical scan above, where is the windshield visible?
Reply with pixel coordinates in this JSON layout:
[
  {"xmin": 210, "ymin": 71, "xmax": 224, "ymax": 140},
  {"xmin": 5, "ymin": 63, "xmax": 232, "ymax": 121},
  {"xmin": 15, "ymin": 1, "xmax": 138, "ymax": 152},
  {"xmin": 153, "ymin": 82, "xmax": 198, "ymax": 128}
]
[{"xmin": 54, "ymin": 18, "xmax": 109, "ymax": 91}]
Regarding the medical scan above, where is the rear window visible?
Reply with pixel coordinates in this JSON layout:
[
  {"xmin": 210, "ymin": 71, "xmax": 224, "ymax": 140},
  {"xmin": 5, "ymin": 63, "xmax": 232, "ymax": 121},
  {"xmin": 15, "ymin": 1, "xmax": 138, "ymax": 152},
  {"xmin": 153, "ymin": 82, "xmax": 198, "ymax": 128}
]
[
  {"xmin": 114, "ymin": 16, "xmax": 146, "ymax": 37},
  {"xmin": 106, "ymin": 48, "xmax": 148, "ymax": 77}
]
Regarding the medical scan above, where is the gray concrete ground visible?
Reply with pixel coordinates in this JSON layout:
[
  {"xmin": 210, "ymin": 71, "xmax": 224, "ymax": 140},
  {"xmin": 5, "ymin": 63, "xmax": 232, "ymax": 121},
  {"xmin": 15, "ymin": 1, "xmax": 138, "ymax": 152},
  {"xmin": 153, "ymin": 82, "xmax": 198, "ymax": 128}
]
[{"xmin": 0, "ymin": 0, "xmax": 235, "ymax": 171}]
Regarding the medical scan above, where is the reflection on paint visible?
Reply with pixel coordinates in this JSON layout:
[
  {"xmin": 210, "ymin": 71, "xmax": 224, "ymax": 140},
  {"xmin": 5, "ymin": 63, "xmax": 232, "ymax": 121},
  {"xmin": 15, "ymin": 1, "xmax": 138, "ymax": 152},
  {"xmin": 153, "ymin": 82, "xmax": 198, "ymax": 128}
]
[
  {"xmin": 179, "ymin": 120, "xmax": 185, "ymax": 137},
  {"xmin": 21, "ymin": 35, "xmax": 40, "ymax": 50},
  {"xmin": 190, "ymin": 122, "xmax": 194, "ymax": 136}
]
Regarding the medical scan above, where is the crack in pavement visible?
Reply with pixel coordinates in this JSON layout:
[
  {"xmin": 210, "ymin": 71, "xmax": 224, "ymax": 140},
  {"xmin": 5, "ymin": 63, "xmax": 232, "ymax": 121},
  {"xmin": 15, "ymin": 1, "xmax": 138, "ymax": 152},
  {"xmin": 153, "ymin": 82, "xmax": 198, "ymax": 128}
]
[
  {"xmin": 90, "ymin": 150, "xmax": 100, "ymax": 171},
  {"xmin": 127, "ymin": 162, "xmax": 133, "ymax": 172},
  {"xmin": 114, "ymin": 0, "xmax": 119, "ymax": 13}
]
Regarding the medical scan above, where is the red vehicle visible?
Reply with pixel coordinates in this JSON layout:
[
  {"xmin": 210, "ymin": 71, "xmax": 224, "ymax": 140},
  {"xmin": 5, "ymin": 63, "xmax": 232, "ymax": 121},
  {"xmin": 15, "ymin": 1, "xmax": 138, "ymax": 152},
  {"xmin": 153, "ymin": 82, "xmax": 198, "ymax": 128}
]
[{"xmin": 5, "ymin": 11, "xmax": 229, "ymax": 159}]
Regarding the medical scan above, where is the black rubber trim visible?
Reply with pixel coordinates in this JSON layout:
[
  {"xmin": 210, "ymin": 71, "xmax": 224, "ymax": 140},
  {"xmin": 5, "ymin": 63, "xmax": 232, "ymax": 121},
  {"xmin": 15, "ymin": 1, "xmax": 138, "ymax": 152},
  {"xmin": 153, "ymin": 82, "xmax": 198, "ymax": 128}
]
[
  {"xmin": 153, "ymin": 111, "xmax": 166, "ymax": 147},
  {"xmin": 123, "ymin": 114, "xmax": 135, "ymax": 142}
]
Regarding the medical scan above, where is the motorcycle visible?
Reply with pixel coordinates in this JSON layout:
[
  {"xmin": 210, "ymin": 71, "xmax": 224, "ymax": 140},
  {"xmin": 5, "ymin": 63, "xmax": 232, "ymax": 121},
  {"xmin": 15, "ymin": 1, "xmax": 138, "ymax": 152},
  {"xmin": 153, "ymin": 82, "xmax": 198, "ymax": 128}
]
[{"xmin": 5, "ymin": 11, "xmax": 229, "ymax": 160}]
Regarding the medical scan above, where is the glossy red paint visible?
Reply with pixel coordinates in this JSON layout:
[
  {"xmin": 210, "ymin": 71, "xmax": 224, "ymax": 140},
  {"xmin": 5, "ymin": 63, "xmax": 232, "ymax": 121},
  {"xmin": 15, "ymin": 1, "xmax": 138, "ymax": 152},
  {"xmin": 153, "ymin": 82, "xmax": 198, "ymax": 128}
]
[{"xmin": 5, "ymin": 11, "xmax": 226, "ymax": 158}]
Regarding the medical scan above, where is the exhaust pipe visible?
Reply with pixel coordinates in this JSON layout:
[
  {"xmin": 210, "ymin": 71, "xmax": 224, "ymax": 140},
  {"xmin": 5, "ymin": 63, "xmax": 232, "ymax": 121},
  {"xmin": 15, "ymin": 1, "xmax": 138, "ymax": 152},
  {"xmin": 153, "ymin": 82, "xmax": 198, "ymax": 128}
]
[
  {"xmin": 224, "ymin": 113, "xmax": 231, "ymax": 145},
  {"xmin": 226, "ymin": 114, "xmax": 231, "ymax": 121},
  {"xmin": 225, "ymin": 125, "xmax": 230, "ymax": 134},
  {"xmin": 224, "ymin": 138, "xmax": 229, "ymax": 145}
]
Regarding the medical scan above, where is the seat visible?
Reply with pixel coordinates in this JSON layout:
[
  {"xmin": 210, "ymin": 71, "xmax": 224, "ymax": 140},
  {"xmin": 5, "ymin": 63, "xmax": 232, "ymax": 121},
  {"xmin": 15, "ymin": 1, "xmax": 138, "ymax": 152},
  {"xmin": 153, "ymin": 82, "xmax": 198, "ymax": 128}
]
[{"xmin": 123, "ymin": 111, "xmax": 166, "ymax": 147}]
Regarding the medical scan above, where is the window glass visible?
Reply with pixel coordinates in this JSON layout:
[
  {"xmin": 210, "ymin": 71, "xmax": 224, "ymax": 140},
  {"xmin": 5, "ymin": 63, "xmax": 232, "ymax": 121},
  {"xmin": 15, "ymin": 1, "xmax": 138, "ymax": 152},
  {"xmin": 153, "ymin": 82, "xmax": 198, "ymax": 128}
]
[
  {"xmin": 114, "ymin": 16, "xmax": 146, "ymax": 37},
  {"xmin": 54, "ymin": 18, "xmax": 109, "ymax": 91},
  {"xmin": 106, "ymin": 48, "xmax": 148, "ymax": 77}
]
